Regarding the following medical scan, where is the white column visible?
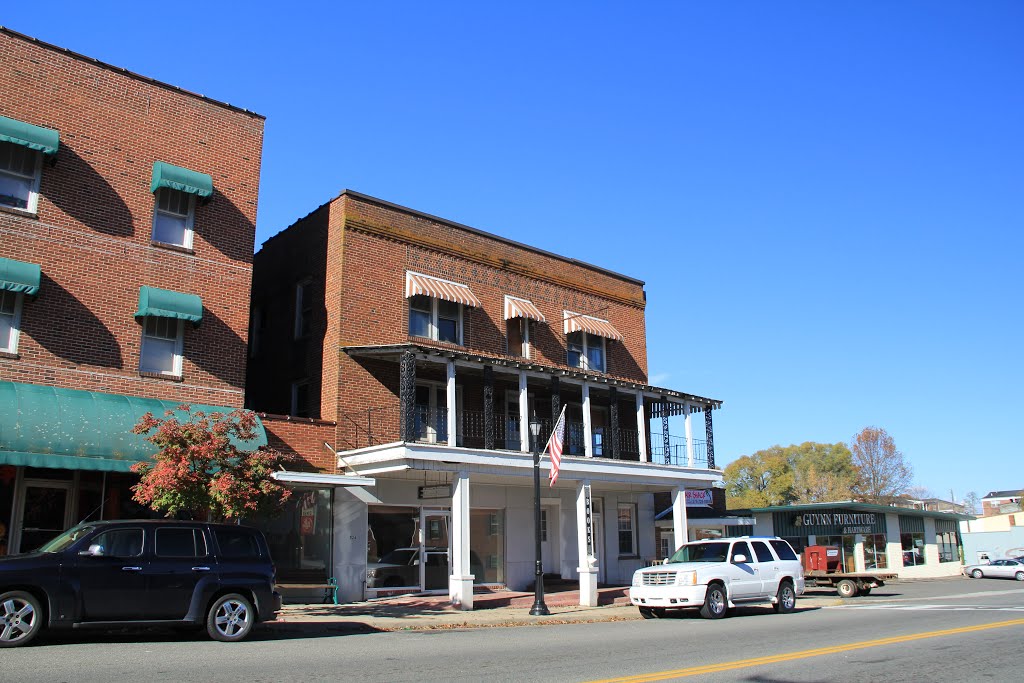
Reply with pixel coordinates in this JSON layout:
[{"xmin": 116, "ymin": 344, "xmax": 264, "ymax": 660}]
[
  {"xmin": 635, "ymin": 392, "xmax": 648, "ymax": 463},
  {"xmin": 684, "ymin": 403, "xmax": 695, "ymax": 467},
  {"xmin": 518, "ymin": 370, "xmax": 530, "ymax": 453},
  {"xmin": 576, "ymin": 479, "xmax": 599, "ymax": 607},
  {"xmin": 446, "ymin": 360, "xmax": 457, "ymax": 448},
  {"xmin": 582, "ymin": 382, "xmax": 593, "ymax": 457},
  {"xmin": 449, "ymin": 471, "xmax": 474, "ymax": 609},
  {"xmin": 672, "ymin": 486, "xmax": 689, "ymax": 551}
]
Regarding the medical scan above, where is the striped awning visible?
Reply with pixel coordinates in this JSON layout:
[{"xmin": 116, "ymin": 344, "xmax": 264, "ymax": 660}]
[
  {"xmin": 504, "ymin": 295, "xmax": 545, "ymax": 322},
  {"xmin": 564, "ymin": 311, "xmax": 624, "ymax": 341},
  {"xmin": 405, "ymin": 272, "xmax": 481, "ymax": 307}
]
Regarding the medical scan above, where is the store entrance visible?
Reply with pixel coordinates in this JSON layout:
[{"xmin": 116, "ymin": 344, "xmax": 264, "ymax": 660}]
[
  {"xmin": 17, "ymin": 479, "xmax": 73, "ymax": 553},
  {"xmin": 421, "ymin": 509, "xmax": 451, "ymax": 592}
]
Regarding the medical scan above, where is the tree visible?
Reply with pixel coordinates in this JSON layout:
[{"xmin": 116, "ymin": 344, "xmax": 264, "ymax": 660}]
[
  {"xmin": 962, "ymin": 491, "xmax": 981, "ymax": 515},
  {"xmin": 131, "ymin": 405, "xmax": 294, "ymax": 520},
  {"xmin": 849, "ymin": 426, "xmax": 913, "ymax": 504},
  {"xmin": 724, "ymin": 442, "xmax": 856, "ymax": 509}
]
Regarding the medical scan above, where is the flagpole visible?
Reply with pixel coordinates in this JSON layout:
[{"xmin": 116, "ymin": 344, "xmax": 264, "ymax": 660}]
[{"xmin": 528, "ymin": 414, "xmax": 550, "ymax": 616}]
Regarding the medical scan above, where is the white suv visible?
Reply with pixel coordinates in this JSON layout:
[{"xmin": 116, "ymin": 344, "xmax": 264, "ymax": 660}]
[{"xmin": 630, "ymin": 537, "xmax": 805, "ymax": 619}]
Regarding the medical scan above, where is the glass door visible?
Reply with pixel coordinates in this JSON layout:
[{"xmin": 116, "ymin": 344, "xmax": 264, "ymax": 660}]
[
  {"xmin": 17, "ymin": 480, "xmax": 73, "ymax": 553},
  {"xmin": 421, "ymin": 509, "xmax": 451, "ymax": 592}
]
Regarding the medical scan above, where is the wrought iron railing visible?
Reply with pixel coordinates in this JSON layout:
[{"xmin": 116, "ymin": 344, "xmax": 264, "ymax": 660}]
[{"xmin": 650, "ymin": 432, "xmax": 708, "ymax": 468}]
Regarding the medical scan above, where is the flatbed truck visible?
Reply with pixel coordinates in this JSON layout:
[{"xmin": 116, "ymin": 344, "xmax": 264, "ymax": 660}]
[{"xmin": 802, "ymin": 545, "xmax": 898, "ymax": 598}]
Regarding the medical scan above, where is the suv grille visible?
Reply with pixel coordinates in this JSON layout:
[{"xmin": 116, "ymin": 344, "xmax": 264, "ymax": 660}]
[{"xmin": 642, "ymin": 571, "xmax": 676, "ymax": 586}]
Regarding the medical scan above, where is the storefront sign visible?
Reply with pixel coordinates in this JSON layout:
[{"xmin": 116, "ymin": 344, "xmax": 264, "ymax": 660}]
[
  {"xmin": 418, "ymin": 485, "xmax": 451, "ymax": 500},
  {"xmin": 299, "ymin": 491, "xmax": 317, "ymax": 536},
  {"xmin": 794, "ymin": 512, "xmax": 877, "ymax": 535},
  {"xmin": 583, "ymin": 483, "xmax": 594, "ymax": 558},
  {"xmin": 685, "ymin": 490, "xmax": 713, "ymax": 508}
]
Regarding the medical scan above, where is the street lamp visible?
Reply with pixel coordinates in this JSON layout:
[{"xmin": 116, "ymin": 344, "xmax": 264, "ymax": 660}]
[{"xmin": 528, "ymin": 415, "xmax": 550, "ymax": 616}]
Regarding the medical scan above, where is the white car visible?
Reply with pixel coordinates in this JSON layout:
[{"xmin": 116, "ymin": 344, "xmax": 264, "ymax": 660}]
[
  {"xmin": 630, "ymin": 537, "xmax": 805, "ymax": 619},
  {"xmin": 963, "ymin": 558, "xmax": 1024, "ymax": 581}
]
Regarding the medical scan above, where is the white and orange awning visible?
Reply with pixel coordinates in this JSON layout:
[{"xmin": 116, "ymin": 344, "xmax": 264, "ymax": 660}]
[
  {"xmin": 504, "ymin": 295, "xmax": 546, "ymax": 322},
  {"xmin": 563, "ymin": 310, "xmax": 624, "ymax": 341},
  {"xmin": 405, "ymin": 271, "xmax": 482, "ymax": 308}
]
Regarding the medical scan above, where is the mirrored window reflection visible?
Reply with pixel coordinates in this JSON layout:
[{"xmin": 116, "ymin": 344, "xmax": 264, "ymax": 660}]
[
  {"xmin": 471, "ymin": 510, "xmax": 504, "ymax": 584},
  {"xmin": 259, "ymin": 488, "xmax": 333, "ymax": 582}
]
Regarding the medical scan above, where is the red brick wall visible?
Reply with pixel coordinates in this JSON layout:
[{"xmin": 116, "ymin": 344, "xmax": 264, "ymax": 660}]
[
  {"xmin": 0, "ymin": 30, "xmax": 264, "ymax": 407},
  {"xmin": 260, "ymin": 414, "xmax": 339, "ymax": 473}
]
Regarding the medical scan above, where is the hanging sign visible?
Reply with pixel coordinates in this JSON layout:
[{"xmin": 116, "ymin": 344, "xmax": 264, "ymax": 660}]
[
  {"xmin": 299, "ymin": 492, "xmax": 317, "ymax": 536},
  {"xmin": 685, "ymin": 490, "xmax": 713, "ymax": 508},
  {"xmin": 418, "ymin": 485, "xmax": 451, "ymax": 500}
]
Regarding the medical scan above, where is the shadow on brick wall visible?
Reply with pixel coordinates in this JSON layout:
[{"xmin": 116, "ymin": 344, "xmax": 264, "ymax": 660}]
[
  {"xmin": 196, "ymin": 188, "xmax": 256, "ymax": 263},
  {"xmin": 32, "ymin": 274, "xmax": 123, "ymax": 368},
  {"xmin": 189, "ymin": 307, "xmax": 246, "ymax": 389},
  {"xmin": 46, "ymin": 145, "xmax": 135, "ymax": 237}
]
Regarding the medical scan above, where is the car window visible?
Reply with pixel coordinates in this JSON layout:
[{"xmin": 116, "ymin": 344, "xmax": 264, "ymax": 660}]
[
  {"xmin": 669, "ymin": 542, "xmax": 730, "ymax": 563},
  {"xmin": 39, "ymin": 524, "xmax": 98, "ymax": 553},
  {"xmin": 770, "ymin": 540, "xmax": 799, "ymax": 561},
  {"xmin": 156, "ymin": 528, "xmax": 207, "ymax": 557},
  {"xmin": 731, "ymin": 541, "xmax": 753, "ymax": 562},
  {"xmin": 215, "ymin": 529, "xmax": 263, "ymax": 559},
  {"xmin": 91, "ymin": 528, "xmax": 144, "ymax": 558},
  {"xmin": 751, "ymin": 541, "xmax": 774, "ymax": 562}
]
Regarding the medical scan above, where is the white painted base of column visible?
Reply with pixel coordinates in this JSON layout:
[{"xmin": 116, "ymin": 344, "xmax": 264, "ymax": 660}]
[
  {"xmin": 449, "ymin": 575, "xmax": 476, "ymax": 610},
  {"xmin": 577, "ymin": 567, "xmax": 599, "ymax": 607}
]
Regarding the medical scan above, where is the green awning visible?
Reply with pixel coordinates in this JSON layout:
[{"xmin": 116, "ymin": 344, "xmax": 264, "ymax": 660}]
[
  {"xmin": 0, "ymin": 257, "xmax": 41, "ymax": 296},
  {"xmin": 0, "ymin": 381, "xmax": 267, "ymax": 473},
  {"xmin": 150, "ymin": 161, "xmax": 213, "ymax": 198},
  {"xmin": 0, "ymin": 115, "xmax": 59, "ymax": 155},
  {"xmin": 134, "ymin": 286, "xmax": 203, "ymax": 324}
]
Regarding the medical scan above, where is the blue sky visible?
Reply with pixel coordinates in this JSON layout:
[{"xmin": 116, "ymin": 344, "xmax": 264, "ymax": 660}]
[{"xmin": 7, "ymin": 2, "xmax": 1021, "ymax": 501}]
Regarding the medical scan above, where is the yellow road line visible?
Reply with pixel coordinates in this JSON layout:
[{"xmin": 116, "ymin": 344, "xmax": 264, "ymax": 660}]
[{"xmin": 588, "ymin": 618, "xmax": 1024, "ymax": 683}]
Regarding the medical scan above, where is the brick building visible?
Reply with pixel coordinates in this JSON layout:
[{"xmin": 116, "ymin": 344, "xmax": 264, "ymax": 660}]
[
  {"xmin": 0, "ymin": 28, "xmax": 265, "ymax": 555},
  {"xmin": 247, "ymin": 190, "xmax": 724, "ymax": 607}
]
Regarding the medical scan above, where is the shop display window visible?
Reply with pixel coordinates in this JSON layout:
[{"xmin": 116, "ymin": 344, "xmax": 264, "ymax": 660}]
[
  {"xmin": 936, "ymin": 532, "xmax": 958, "ymax": 563},
  {"xmin": 864, "ymin": 534, "xmax": 888, "ymax": 569},
  {"xmin": 901, "ymin": 532, "xmax": 926, "ymax": 566},
  {"xmin": 260, "ymin": 488, "xmax": 333, "ymax": 582}
]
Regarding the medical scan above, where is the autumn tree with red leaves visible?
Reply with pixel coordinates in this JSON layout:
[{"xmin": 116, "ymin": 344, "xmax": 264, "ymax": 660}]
[{"xmin": 131, "ymin": 405, "xmax": 293, "ymax": 520}]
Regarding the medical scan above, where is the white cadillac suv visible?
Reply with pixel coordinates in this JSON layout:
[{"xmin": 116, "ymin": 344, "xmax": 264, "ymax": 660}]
[{"xmin": 630, "ymin": 537, "xmax": 805, "ymax": 619}]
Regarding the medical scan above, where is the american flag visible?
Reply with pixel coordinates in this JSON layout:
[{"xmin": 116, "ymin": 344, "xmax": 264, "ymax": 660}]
[{"xmin": 546, "ymin": 405, "xmax": 567, "ymax": 487}]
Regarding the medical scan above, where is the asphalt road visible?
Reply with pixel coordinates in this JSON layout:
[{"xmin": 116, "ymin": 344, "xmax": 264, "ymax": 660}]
[{"xmin": 10, "ymin": 578, "xmax": 1024, "ymax": 683}]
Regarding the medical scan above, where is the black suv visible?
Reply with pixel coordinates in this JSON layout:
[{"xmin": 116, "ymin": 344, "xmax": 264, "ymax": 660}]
[{"xmin": 0, "ymin": 519, "xmax": 280, "ymax": 647}]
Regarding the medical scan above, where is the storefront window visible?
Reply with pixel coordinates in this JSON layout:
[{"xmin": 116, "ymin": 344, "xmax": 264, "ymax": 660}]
[
  {"xmin": 0, "ymin": 465, "xmax": 15, "ymax": 557},
  {"xmin": 864, "ymin": 534, "xmax": 888, "ymax": 570},
  {"xmin": 819, "ymin": 535, "xmax": 857, "ymax": 572},
  {"xmin": 901, "ymin": 532, "xmax": 926, "ymax": 566},
  {"xmin": 260, "ymin": 488, "xmax": 333, "ymax": 582},
  {"xmin": 936, "ymin": 532, "xmax": 958, "ymax": 563},
  {"xmin": 471, "ymin": 510, "xmax": 504, "ymax": 584}
]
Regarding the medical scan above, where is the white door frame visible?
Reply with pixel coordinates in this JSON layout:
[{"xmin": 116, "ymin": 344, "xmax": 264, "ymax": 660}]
[
  {"xmin": 13, "ymin": 476, "xmax": 76, "ymax": 554},
  {"xmin": 420, "ymin": 508, "xmax": 451, "ymax": 593}
]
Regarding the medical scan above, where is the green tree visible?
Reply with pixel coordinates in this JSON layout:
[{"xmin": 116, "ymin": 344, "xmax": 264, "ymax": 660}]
[
  {"xmin": 849, "ymin": 426, "xmax": 913, "ymax": 504},
  {"xmin": 131, "ymin": 405, "xmax": 294, "ymax": 520},
  {"xmin": 725, "ymin": 442, "xmax": 856, "ymax": 509}
]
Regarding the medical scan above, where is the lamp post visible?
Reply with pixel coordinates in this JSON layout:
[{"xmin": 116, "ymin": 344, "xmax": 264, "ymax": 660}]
[{"xmin": 528, "ymin": 416, "xmax": 550, "ymax": 616}]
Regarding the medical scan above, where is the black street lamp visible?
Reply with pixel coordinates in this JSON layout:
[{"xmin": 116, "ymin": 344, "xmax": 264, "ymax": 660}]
[{"xmin": 528, "ymin": 415, "xmax": 550, "ymax": 616}]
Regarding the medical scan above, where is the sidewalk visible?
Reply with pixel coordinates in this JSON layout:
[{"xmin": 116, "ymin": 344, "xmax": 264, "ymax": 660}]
[{"xmin": 264, "ymin": 584, "xmax": 845, "ymax": 635}]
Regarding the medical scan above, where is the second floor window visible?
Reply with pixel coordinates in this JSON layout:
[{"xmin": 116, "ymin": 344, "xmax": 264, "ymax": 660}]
[
  {"xmin": 140, "ymin": 316, "xmax": 183, "ymax": 377},
  {"xmin": 0, "ymin": 141, "xmax": 42, "ymax": 213},
  {"xmin": 0, "ymin": 290, "xmax": 24, "ymax": 354},
  {"xmin": 567, "ymin": 331, "xmax": 606, "ymax": 373},
  {"xmin": 152, "ymin": 188, "xmax": 195, "ymax": 248},
  {"xmin": 290, "ymin": 381, "xmax": 310, "ymax": 417},
  {"xmin": 294, "ymin": 281, "xmax": 312, "ymax": 339},
  {"xmin": 409, "ymin": 294, "xmax": 462, "ymax": 345}
]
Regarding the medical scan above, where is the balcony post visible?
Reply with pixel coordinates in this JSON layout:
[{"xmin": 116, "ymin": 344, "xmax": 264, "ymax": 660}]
[
  {"xmin": 582, "ymin": 382, "xmax": 593, "ymax": 458},
  {"xmin": 635, "ymin": 392, "xmax": 648, "ymax": 462},
  {"xmin": 661, "ymin": 397, "xmax": 670, "ymax": 464},
  {"xmin": 449, "ymin": 470, "xmax": 474, "ymax": 609},
  {"xmin": 399, "ymin": 350, "xmax": 416, "ymax": 442},
  {"xmin": 519, "ymin": 370, "xmax": 530, "ymax": 453},
  {"xmin": 483, "ymin": 365, "xmax": 495, "ymax": 450},
  {"xmin": 446, "ymin": 359, "xmax": 457, "ymax": 448},
  {"xmin": 609, "ymin": 387, "xmax": 620, "ymax": 460},
  {"xmin": 672, "ymin": 485, "xmax": 689, "ymax": 551},
  {"xmin": 684, "ymin": 403, "xmax": 694, "ymax": 467},
  {"xmin": 550, "ymin": 376, "xmax": 560, "ymax": 423},
  {"xmin": 705, "ymin": 406, "xmax": 716, "ymax": 469}
]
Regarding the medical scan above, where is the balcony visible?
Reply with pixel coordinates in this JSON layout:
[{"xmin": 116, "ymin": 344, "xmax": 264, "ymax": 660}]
[{"xmin": 338, "ymin": 406, "xmax": 707, "ymax": 467}]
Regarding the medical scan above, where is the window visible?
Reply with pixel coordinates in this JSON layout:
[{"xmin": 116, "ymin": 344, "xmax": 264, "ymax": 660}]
[
  {"xmin": 865, "ymin": 534, "xmax": 888, "ymax": 569},
  {"xmin": 751, "ymin": 540, "xmax": 775, "ymax": 562},
  {"xmin": 294, "ymin": 281, "xmax": 312, "ymax": 339},
  {"xmin": 249, "ymin": 306, "xmax": 264, "ymax": 358},
  {"xmin": 770, "ymin": 539, "xmax": 799, "ymax": 561},
  {"xmin": 290, "ymin": 381, "xmax": 310, "ymax": 418},
  {"xmin": 567, "ymin": 331, "xmax": 606, "ymax": 372},
  {"xmin": 617, "ymin": 503, "xmax": 637, "ymax": 556},
  {"xmin": 151, "ymin": 188, "xmax": 195, "ymax": 248},
  {"xmin": 507, "ymin": 317, "xmax": 530, "ymax": 358},
  {"xmin": 936, "ymin": 532, "xmax": 958, "ymax": 563},
  {"xmin": 90, "ymin": 528, "xmax": 144, "ymax": 558},
  {"xmin": 155, "ymin": 528, "xmax": 207, "ymax": 557},
  {"xmin": 140, "ymin": 316, "xmax": 183, "ymax": 377},
  {"xmin": 0, "ymin": 290, "xmax": 24, "ymax": 354},
  {"xmin": 901, "ymin": 532, "xmax": 926, "ymax": 566},
  {"xmin": 408, "ymin": 294, "xmax": 463, "ymax": 345},
  {"xmin": 0, "ymin": 141, "xmax": 42, "ymax": 213},
  {"xmin": 731, "ymin": 541, "xmax": 753, "ymax": 562},
  {"xmin": 215, "ymin": 529, "xmax": 263, "ymax": 559}
]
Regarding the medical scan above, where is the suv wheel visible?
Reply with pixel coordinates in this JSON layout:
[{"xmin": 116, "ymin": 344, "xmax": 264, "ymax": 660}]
[
  {"xmin": 0, "ymin": 591, "xmax": 43, "ymax": 648},
  {"xmin": 773, "ymin": 581, "xmax": 796, "ymax": 614},
  {"xmin": 699, "ymin": 584, "xmax": 728, "ymax": 619},
  {"xmin": 206, "ymin": 593, "xmax": 255, "ymax": 642}
]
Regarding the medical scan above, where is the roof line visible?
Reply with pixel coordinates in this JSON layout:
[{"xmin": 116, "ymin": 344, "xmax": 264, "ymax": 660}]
[
  {"xmin": 0, "ymin": 26, "xmax": 265, "ymax": 120},
  {"xmin": 337, "ymin": 190, "xmax": 646, "ymax": 287}
]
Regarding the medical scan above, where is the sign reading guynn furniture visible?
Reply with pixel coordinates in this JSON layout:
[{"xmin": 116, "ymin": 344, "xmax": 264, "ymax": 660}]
[{"xmin": 793, "ymin": 511, "xmax": 882, "ymax": 535}]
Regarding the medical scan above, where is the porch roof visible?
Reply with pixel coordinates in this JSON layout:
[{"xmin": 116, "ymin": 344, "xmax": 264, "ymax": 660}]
[
  {"xmin": 341, "ymin": 343, "xmax": 723, "ymax": 410},
  {"xmin": 336, "ymin": 441, "xmax": 723, "ymax": 491}
]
